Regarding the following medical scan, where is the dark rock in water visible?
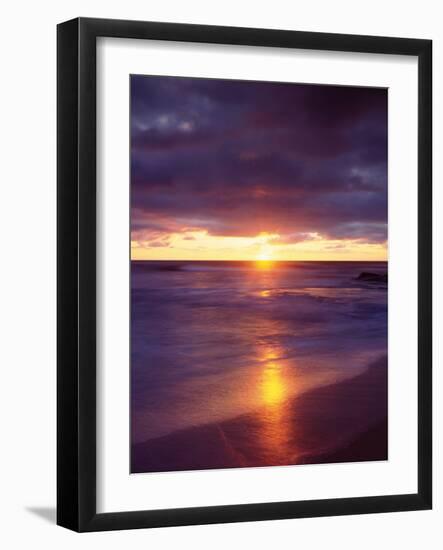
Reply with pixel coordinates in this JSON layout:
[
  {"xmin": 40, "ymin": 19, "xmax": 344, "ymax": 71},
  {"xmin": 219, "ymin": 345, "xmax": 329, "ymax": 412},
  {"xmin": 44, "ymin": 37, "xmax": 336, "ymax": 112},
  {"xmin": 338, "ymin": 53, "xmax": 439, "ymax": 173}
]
[{"xmin": 356, "ymin": 271, "xmax": 388, "ymax": 283}]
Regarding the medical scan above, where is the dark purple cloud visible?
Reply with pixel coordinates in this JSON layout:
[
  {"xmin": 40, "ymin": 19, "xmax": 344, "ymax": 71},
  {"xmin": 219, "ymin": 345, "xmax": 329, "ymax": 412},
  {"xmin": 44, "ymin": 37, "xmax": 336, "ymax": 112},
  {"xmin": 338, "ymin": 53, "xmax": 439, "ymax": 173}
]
[{"xmin": 131, "ymin": 75, "xmax": 387, "ymax": 244}]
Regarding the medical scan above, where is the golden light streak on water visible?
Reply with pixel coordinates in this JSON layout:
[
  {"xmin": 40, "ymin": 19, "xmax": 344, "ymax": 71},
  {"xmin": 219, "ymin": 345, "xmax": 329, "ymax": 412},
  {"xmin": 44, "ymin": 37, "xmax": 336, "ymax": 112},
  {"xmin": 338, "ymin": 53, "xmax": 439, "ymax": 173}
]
[
  {"xmin": 255, "ymin": 259, "xmax": 274, "ymax": 270},
  {"xmin": 261, "ymin": 354, "xmax": 287, "ymax": 406},
  {"xmin": 257, "ymin": 345, "xmax": 296, "ymax": 463}
]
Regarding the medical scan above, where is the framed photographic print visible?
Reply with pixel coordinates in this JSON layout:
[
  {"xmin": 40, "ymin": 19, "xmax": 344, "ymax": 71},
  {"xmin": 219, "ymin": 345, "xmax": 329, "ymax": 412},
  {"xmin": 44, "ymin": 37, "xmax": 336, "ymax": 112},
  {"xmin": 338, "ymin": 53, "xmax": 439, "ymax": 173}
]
[{"xmin": 57, "ymin": 17, "xmax": 432, "ymax": 531}]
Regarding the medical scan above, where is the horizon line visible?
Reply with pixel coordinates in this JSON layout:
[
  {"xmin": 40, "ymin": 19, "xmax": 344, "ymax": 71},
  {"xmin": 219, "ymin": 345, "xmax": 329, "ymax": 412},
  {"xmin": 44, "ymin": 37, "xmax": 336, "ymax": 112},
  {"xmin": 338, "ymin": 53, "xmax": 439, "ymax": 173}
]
[{"xmin": 131, "ymin": 258, "xmax": 388, "ymax": 263}]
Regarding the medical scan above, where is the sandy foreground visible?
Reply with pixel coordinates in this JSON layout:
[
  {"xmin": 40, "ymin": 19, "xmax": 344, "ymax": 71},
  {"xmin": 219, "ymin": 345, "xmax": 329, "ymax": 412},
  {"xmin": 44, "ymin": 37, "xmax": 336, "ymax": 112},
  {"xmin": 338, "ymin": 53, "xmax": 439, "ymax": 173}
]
[{"xmin": 132, "ymin": 356, "xmax": 387, "ymax": 474}]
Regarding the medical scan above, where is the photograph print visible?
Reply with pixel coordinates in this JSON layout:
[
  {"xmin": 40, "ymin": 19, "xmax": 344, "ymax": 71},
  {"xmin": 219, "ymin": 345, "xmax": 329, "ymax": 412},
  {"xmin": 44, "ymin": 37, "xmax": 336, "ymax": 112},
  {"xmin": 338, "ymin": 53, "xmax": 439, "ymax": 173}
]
[{"xmin": 130, "ymin": 75, "xmax": 388, "ymax": 474}]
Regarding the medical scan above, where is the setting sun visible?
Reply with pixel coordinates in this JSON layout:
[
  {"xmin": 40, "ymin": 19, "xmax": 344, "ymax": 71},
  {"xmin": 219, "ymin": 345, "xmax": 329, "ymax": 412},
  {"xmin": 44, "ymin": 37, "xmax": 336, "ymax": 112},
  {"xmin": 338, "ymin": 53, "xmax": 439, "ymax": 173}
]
[{"xmin": 257, "ymin": 248, "xmax": 272, "ymax": 262}]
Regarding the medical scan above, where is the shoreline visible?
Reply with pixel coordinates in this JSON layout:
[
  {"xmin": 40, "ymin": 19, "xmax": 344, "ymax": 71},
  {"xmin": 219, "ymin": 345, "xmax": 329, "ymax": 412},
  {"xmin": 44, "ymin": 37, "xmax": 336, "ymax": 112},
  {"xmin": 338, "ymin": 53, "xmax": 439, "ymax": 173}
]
[{"xmin": 132, "ymin": 356, "xmax": 387, "ymax": 474}]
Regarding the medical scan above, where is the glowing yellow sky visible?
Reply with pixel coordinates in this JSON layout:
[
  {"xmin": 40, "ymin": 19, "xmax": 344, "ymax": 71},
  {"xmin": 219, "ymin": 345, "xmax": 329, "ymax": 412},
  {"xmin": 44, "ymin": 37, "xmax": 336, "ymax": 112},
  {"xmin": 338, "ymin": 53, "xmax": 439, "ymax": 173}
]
[{"xmin": 131, "ymin": 230, "xmax": 387, "ymax": 261}]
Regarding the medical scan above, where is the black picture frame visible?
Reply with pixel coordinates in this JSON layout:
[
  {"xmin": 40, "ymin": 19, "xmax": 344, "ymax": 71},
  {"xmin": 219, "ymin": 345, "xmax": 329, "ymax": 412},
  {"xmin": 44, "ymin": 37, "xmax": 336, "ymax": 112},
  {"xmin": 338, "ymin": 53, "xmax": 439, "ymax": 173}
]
[{"xmin": 57, "ymin": 17, "xmax": 432, "ymax": 532}]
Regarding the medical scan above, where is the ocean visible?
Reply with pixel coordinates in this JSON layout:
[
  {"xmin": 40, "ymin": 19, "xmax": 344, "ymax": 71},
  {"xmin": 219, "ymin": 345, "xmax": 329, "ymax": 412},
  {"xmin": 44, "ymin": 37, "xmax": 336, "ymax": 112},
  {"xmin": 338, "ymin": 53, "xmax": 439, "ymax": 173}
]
[{"xmin": 130, "ymin": 260, "xmax": 387, "ymax": 471}]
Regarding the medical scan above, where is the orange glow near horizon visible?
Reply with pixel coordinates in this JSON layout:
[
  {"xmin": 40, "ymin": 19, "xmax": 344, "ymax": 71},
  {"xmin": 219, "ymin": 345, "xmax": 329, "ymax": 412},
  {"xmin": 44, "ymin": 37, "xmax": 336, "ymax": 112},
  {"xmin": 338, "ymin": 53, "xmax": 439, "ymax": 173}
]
[
  {"xmin": 131, "ymin": 229, "xmax": 387, "ymax": 262},
  {"xmin": 255, "ymin": 260, "xmax": 274, "ymax": 270}
]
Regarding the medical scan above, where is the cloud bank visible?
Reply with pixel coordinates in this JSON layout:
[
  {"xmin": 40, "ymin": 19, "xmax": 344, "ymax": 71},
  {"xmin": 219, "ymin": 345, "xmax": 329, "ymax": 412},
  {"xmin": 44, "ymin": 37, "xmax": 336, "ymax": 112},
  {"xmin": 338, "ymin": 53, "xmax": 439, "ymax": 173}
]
[{"xmin": 131, "ymin": 75, "xmax": 387, "ymax": 258}]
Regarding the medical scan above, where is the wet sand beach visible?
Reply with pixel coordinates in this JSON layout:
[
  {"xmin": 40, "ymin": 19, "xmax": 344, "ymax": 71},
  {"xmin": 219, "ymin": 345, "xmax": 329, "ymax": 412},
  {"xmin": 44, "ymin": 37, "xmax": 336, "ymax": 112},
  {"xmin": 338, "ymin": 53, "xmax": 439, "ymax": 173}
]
[{"xmin": 132, "ymin": 356, "xmax": 387, "ymax": 473}]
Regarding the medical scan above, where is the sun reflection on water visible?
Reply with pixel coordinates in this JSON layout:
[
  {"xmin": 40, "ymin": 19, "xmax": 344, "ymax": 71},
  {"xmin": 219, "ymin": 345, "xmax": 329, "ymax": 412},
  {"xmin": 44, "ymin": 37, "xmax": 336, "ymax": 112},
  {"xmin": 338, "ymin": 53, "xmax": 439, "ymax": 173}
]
[
  {"xmin": 255, "ymin": 259, "xmax": 274, "ymax": 270},
  {"xmin": 261, "ymin": 351, "xmax": 287, "ymax": 406},
  {"xmin": 258, "ymin": 346, "xmax": 295, "ymax": 463},
  {"xmin": 259, "ymin": 289, "xmax": 271, "ymax": 298}
]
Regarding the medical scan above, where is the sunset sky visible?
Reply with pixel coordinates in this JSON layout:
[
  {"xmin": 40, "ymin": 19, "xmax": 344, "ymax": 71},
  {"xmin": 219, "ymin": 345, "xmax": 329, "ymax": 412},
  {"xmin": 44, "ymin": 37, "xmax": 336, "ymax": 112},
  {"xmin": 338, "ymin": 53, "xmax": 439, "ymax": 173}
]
[{"xmin": 131, "ymin": 76, "xmax": 387, "ymax": 261}]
